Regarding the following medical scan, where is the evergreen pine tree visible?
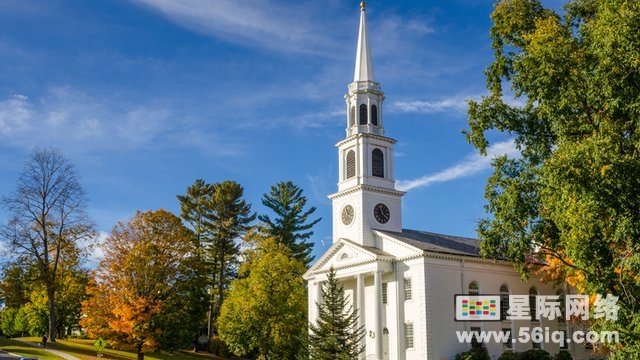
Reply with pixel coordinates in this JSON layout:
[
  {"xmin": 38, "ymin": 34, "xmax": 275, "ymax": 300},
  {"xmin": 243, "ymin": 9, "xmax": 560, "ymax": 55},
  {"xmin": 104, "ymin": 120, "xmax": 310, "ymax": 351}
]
[
  {"xmin": 258, "ymin": 181, "xmax": 321, "ymax": 267},
  {"xmin": 309, "ymin": 267, "xmax": 364, "ymax": 360}
]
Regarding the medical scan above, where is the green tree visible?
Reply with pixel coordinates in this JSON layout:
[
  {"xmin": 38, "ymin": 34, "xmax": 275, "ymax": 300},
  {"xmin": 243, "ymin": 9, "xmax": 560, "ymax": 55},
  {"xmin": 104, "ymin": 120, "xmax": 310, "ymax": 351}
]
[
  {"xmin": 1, "ymin": 148, "xmax": 96, "ymax": 342},
  {"xmin": 217, "ymin": 233, "xmax": 307, "ymax": 359},
  {"xmin": 258, "ymin": 181, "xmax": 321, "ymax": 267},
  {"xmin": 81, "ymin": 210, "xmax": 206, "ymax": 360},
  {"xmin": 0, "ymin": 263, "xmax": 30, "ymax": 309},
  {"xmin": 177, "ymin": 179, "xmax": 213, "ymax": 257},
  {"xmin": 309, "ymin": 267, "xmax": 364, "ymax": 360},
  {"xmin": 53, "ymin": 266, "xmax": 90, "ymax": 337},
  {"xmin": 177, "ymin": 179, "xmax": 215, "ymax": 347},
  {"xmin": 177, "ymin": 180, "xmax": 255, "ymax": 348},
  {"xmin": 208, "ymin": 181, "xmax": 255, "ymax": 333},
  {"xmin": 465, "ymin": 0, "xmax": 640, "ymax": 358},
  {"xmin": 0, "ymin": 308, "xmax": 18, "ymax": 337}
]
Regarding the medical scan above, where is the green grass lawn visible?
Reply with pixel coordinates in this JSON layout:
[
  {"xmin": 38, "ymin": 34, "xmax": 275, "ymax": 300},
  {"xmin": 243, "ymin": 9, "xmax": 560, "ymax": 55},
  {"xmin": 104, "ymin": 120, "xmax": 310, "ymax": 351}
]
[
  {"xmin": 0, "ymin": 338, "xmax": 232, "ymax": 360},
  {"xmin": 0, "ymin": 337, "xmax": 64, "ymax": 360}
]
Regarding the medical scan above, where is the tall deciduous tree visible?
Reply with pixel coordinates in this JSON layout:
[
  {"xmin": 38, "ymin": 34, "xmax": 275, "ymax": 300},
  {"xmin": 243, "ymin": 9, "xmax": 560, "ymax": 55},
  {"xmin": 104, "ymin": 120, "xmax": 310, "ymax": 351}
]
[
  {"xmin": 177, "ymin": 180, "xmax": 255, "ymax": 349},
  {"xmin": 259, "ymin": 181, "xmax": 321, "ymax": 267},
  {"xmin": 309, "ymin": 268, "xmax": 364, "ymax": 360},
  {"xmin": 465, "ymin": 0, "xmax": 640, "ymax": 357},
  {"xmin": 1, "ymin": 148, "xmax": 95, "ymax": 342},
  {"xmin": 217, "ymin": 233, "xmax": 307, "ymax": 360},
  {"xmin": 81, "ymin": 210, "xmax": 206, "ymax": 360}
]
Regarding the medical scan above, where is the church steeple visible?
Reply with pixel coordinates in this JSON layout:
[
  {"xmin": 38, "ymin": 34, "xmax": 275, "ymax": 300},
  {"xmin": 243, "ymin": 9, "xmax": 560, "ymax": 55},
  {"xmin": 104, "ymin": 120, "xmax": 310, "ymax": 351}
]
[
  {"xmin": 330, "ymin": 2, "xmax": 404, "ymax": 247},
  {"xmin": 344, "ymin": 2, "xmax": 385, "ymax": 138},
  {"xmin": 354, "ymin": 1, "xmax": 374, "ymax": 82}
]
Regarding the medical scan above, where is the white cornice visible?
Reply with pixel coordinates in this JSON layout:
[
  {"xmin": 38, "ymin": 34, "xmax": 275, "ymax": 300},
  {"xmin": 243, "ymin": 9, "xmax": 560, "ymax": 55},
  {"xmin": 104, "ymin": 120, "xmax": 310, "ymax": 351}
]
[
  {"xmin": 335, "ymin": 132, "xmax": 397, "ymax": 147},
  {"xmin": 303, "ymin": 238, "xmax": 394, "ymax": 280},
  {"xmin": 328, "ymin": 184, "xmax": 406, "ymax": 200}
]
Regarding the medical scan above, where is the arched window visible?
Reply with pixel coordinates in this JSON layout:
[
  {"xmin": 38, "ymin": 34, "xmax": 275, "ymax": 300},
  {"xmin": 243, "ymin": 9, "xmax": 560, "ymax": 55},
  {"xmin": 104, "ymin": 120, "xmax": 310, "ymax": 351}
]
[
  {"xmin": 371, "ymin": 104, "xmax": 378, "ymax": 126},
  {"xmin": 529, "ymin": 288, "xmax": 538, "ymax": 321},
  {"xmin": 468, "ymin": 282, "xmax": 479, "ymax": 296},
  {"xmin": 349, "ymin": 106, "xmax": 355, "ymax": 127},
  {"xmin": 346, "ymin": 150, "xmax": 356, "ymax": 179},
  {"xmin": 372, "ymin": 148, "xmax": 384, "ymax": 178},
  {"xmin": 359, "ymin": 104, "xmax": 368, "ymax": 125},
  {"xmin": 557, "ymin": 290, "xmax": 565, "ymax": 323},
  {"xmin": 500, "ymin": 285, "xmax": 510, "ymax": 320}
]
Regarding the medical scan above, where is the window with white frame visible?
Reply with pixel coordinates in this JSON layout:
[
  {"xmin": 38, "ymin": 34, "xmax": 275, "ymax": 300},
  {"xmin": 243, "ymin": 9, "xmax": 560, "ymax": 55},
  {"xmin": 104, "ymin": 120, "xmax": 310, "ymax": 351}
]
[
  {"xmin": 502, "ymin": 327, "xmax": 513, "ymax": 349},
  {"xmin": 404, "ymin": 278, "xmax": 412, "ymax": 301},
  {"xmin": 560, "ymin": 330, "xmax": 569, "ymax": 349},
  {"xmin": 529, "ymin": 288, "xmax": 538, "ymax": 321},
  {"xmin": 500, "ymin": 284, "xmax": 510, "ymax": 320},
  {"xmin": 382, "ymin": 283, "xmax": 388, "ymax": 304},
  {"xmin": 405, "ymin": 322, "xmax": 414, "ymax": 349},
  {"xmin": 469, "ymin": 281, "xmax": 479, "ymax": 296}
]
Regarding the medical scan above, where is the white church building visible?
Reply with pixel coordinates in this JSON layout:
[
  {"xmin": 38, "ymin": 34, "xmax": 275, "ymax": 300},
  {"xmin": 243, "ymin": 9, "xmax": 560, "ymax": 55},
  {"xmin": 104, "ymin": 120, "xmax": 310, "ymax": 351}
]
[{"xmin": 304, "ymin": 3, "xmax": 593, "ymax": 360}]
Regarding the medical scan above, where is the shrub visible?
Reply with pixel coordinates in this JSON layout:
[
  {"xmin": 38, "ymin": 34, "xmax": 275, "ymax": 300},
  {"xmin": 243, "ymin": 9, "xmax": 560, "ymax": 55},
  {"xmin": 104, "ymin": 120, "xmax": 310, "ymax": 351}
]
[
  {"xmin": 454, "ymin": 347, "xmax": 490, "ymax": 360},
  {"xmin": 520, "ymin": 349, "xmax": 551, "ymax": 360},
  {"xmin": 553, "ymin": 351, "xmax": 572, "ymax": 360},
  {"xmin": 498, "ymin": 351, "xmax": 520, "ymax": 360},
  {"xmin": 454, "ymin": 351, "xmax": 478, "ymax": 360}
]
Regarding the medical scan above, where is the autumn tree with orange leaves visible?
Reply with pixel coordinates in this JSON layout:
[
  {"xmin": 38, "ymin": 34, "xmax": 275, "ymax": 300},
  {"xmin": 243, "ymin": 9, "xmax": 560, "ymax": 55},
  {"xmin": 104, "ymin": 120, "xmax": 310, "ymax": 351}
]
[{"xmin": 81, "ymin": 210, "xmax": 206, "ymax": 360}]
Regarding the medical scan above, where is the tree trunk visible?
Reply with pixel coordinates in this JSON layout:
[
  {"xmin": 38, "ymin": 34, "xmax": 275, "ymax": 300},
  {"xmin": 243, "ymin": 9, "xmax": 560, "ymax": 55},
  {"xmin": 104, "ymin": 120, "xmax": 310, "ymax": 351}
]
[
  {"xmin": 47, "ymin": 286, "xmax": 57, "ymax": 342},
  {"xmin": 213, "ymin": 253, "xmax": 226, "ymax": 356},
  {"xmin": 207, "ymin": 260, "xmax": 218, "ymax": 352},
  {"xmin": 193, "ymin": 332, "xmax": 199, "ymax": 353},
  {"xmin": 137, "ymin": 343, "xmax": 144, "ymax": 360}
]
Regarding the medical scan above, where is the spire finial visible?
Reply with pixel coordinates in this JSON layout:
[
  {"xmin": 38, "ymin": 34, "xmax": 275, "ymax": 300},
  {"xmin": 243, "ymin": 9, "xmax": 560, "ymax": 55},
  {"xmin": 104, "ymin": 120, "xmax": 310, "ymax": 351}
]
[{"xmin": 360, "ymin": 1, "xmax": 366, "ymax": 11}]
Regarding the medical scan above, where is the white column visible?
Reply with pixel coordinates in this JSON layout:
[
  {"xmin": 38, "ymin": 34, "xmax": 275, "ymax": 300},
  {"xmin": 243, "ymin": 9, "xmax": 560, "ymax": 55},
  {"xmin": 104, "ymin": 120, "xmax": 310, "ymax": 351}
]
[
  {"xmin": 313, "ymin": 281, "xmax": 322, "ymax": 323},
  {"xmin": 374, "ymin": 270, "xmax": 383, "ymax": 359},
  {"xmin": 356, "ymin": 273, "xmax": 365, "ymax": 356}
]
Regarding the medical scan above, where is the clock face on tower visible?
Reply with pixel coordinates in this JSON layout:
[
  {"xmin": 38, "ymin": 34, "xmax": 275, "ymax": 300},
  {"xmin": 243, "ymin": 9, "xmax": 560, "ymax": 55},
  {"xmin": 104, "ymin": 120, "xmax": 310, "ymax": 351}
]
[
  {"xmin": 373, "ymin": 203, "xmax": 390, "ymax": 224},
  {"xmin": 341, "ymin": 205, "xmax": 354, "ymax": 225}
]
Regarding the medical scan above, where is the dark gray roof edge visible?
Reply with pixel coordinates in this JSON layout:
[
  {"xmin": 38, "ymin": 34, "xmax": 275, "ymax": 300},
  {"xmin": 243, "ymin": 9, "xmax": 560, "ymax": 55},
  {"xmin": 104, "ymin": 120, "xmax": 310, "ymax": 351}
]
[{"xmin": 377, "ymin": 228, "xmax": 483, "ymax": 257}]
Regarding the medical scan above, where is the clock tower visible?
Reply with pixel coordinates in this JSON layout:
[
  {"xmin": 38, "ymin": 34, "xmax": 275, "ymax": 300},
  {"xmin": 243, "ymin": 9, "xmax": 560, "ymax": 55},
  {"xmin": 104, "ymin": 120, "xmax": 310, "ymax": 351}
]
[{"xmin": 329, "ymin": 1, "xmax": 405, "ymax": 247}]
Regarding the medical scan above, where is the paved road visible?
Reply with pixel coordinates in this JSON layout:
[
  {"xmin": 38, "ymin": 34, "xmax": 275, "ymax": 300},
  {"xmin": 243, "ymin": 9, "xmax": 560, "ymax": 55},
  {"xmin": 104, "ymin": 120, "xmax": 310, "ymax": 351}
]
[{"xmin": 0, "ymin": 350, "xmax": 19, "ymax": 360}]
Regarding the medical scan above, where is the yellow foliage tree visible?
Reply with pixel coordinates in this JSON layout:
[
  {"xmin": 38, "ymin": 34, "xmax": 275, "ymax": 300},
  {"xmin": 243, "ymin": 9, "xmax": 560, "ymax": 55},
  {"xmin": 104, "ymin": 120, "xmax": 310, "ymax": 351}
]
[{"xmin": 81, "ymin": 210, "xmax": 206, "ymax": 360}]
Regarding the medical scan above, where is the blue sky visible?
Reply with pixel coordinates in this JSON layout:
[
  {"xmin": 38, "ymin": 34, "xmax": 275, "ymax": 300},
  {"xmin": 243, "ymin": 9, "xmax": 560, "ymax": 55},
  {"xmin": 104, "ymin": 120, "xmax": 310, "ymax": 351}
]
[{"xmin": 0, "ymin": 0, "xmax": 559, "ymax": 263}]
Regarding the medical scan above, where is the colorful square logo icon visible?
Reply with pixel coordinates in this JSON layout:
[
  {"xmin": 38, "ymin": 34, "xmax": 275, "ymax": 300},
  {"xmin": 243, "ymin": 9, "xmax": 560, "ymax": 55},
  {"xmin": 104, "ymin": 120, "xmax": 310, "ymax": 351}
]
[{"xmin": 454, "ymin": 294, "xmax": 501, "ymax": 322}]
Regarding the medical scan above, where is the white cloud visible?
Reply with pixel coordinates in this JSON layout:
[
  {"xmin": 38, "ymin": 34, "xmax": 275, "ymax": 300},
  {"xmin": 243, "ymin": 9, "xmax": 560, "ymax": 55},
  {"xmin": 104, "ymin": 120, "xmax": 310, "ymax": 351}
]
[
  {"xmin": 0, "ymin": 87, "xmax": 243, "ymax": 157},
  {"xmin": 0, "ymin": 94, "xmax": 33, "ymax": 135},
  {"xmin": 129, "ymin": 0, "xmax": 339, "ymax": 55},
  {"xmin": 79, "ymin": 231, "xmax": 109, "ymax": 269},
  {"xmin": 396, "ymin": 140, "xmax": 519, "ymax": 192},
  {"xmin": 390, "ymin": 95, "xmax": 477, "ymax": 114}
]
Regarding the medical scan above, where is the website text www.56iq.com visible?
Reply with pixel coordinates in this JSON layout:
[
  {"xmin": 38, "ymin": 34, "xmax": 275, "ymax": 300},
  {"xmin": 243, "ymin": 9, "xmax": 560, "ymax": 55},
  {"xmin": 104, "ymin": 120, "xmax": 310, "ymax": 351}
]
[{"xmin": 456, "ymin": 327, "xmax": 619, "ymax": 345}]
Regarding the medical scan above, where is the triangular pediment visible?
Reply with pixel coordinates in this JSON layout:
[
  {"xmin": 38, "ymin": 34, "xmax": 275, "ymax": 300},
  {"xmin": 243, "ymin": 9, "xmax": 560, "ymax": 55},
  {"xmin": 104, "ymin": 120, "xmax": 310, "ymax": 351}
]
[{"xmin": 303, "ymin": 238, "xmax": 393, "ymax": 280}]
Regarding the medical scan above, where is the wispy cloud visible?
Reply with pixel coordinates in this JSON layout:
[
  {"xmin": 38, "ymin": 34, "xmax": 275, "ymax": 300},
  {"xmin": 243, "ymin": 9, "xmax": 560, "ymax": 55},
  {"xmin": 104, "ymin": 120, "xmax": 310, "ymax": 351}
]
[
  {"xmin": 129, "ymin": 0, "xmax": 341, "ymax": 55},
  {"xmin": 396, "ymin": 140, "xmax": 519, "ymax": 192},
  {"xmin": 0, "ymin": 87, "xmax": 244, "ymax": 157},
  {"xmin": 390, "ymin": 94, "xmax": 477, "ymax": 114}
]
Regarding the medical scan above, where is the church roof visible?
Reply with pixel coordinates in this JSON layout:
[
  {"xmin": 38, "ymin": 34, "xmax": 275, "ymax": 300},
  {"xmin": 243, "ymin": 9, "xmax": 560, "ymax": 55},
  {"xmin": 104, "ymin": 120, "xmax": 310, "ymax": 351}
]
[{"xmin": 378, "ymin": 229, "xmax": 482, "ymax": 257}]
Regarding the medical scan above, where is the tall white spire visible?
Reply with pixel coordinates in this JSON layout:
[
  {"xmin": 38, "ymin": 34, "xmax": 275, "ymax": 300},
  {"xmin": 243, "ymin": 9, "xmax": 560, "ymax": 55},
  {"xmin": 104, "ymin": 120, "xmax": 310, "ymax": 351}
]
[{"xmin": 354, "ymin": 1, "xmax": 375, "ymax": 82}]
